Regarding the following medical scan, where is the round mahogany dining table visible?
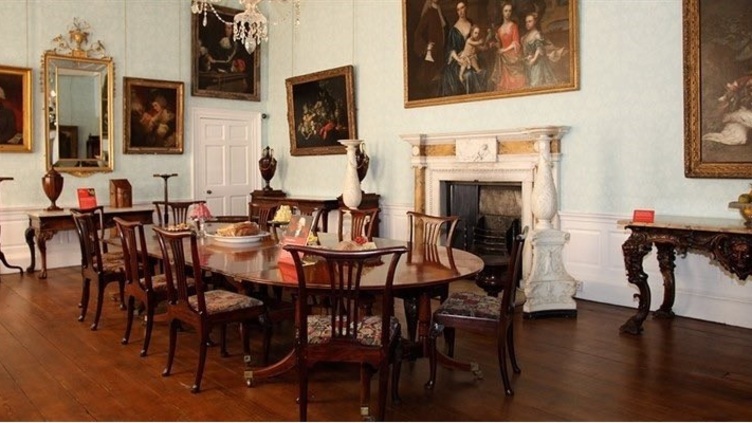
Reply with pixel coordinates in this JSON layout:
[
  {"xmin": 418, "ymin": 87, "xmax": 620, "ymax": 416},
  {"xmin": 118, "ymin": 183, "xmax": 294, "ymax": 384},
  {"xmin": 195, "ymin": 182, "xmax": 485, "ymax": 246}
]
[{"xmin": 137, "ymin": 226, "xmax": 485, "ymax": 384}]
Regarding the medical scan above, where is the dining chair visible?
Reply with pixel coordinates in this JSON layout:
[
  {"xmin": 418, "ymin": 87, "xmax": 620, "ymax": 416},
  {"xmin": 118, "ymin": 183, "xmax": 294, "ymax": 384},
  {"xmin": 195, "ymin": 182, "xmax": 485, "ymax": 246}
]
[
  {"xmin": 337, "ymin": 207, "xmax": 380, "ymax": 241},
  {"xmin": 153, "ymin": 200, "xmax": 206, "ymax": 226},
  {"xmin": 248, "ymin": 202, "xmax": 277, "ymax": 232},
  {"xmin": 397, "ymin": 211, "xmax": 460, "ymax": 342},
  {"xmin": 70, "ymin": 209, "xmax": 126, "ymax": 330},
  {"xmin": 114, "ymin": 218, "xmax": 192, "ymax": 357},
  {"xmin": 153, "ymin": 226, "xmax": 270, "ymax": 393},
  {"xmin": 284, "ymin": 243, "xmax": 407, "ymax": 421},
  {"xmin": 424, "ymin": 226, "xmax": 528, "ymax": 396}
]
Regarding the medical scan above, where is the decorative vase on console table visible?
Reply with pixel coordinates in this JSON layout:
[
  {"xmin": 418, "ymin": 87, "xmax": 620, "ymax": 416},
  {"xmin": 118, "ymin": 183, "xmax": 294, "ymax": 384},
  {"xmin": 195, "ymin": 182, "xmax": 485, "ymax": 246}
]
[
  {"xmin": 42, "ymin": 168, "xmax": 64, "ymax": 211},
  {"xmin": 339, "ymin": 139, "xmax": 363, "ymax": 209},
  {"xmin": 254, "ymin": 146, "xmax": 285, "ymax": 198},
  {"xmin": 259, "ymin": 146, "xmax": 277, "ymax": 192}
]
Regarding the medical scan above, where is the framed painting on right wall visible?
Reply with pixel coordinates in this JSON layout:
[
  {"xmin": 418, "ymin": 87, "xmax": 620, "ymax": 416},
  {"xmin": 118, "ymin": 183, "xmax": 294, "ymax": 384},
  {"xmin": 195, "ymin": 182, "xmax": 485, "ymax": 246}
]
[{"xmin": 684, "ymin": 0, "xmax": 752, "ymax": 178}]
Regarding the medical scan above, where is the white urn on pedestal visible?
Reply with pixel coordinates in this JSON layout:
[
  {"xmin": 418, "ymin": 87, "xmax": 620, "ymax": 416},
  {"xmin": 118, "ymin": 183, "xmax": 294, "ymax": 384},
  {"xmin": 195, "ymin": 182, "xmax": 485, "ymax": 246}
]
[
  {"xmin": 523, "ymin": 130, "xmax": 578, "ymax": 318},
  {"xmin": 339, "ymin": 139, "xmax": 363, "ymax": 209}
]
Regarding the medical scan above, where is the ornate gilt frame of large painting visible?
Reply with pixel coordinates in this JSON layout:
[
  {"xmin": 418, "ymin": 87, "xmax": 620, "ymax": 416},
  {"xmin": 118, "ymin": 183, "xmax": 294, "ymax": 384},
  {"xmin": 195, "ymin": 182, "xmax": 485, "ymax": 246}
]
[
  {"xmin": 191, "ymin": 4, "xmax": 260, "ymax": 101},
  {"xmin": 124, "ymin": 77, "xmax": 184, "ymax": 154},
  {"xmin": 684, "ymin": 0, "xmax": 752, "ymax": 178},
  {"xmin": 285, "ymin": 65, "xmax": 356, "ymax": 156},
  {"xmin": 0, "ymin": 65, "xmax": 32, "ymax": 152},
  {"xmin": 402, "ymin": 0, "xmax": 579, "ymax": 108}
]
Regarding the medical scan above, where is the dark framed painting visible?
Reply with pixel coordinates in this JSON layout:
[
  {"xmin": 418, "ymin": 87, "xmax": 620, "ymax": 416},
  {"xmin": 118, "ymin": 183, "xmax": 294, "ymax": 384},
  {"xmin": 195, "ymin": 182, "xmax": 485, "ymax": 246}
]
[
  {"xmin": 124, "ymin": 77, "xmax": 184, "ymax": 154},
  {"xmin": 684, "ymin": 0, "xmax": 752, "ymax": 178},
  {"xmin": 285, "ymin": 65, "xmax": 356, "ymax": 156},
  {"xmin": 0, "ymin": 65, "xmax": 31, "ymax": 152},
  {"xmin": 402, "ymin": 0, "xmax": 578, "ymax": 108},
  {"xmin": 191, "ymin": 4, "xmax": 260, "ymax": 101}
]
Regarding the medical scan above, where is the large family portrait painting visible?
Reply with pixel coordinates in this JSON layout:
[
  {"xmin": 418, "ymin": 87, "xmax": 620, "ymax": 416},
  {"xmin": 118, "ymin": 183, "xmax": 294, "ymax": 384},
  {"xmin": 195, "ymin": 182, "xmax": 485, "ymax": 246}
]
[
  {"xmin": 403, "ymin": 0, "xmax": 578, "ymax": 108},
  {"xmin": 684, "ymin": 0, "xmax": 752, "ymax": 178}
]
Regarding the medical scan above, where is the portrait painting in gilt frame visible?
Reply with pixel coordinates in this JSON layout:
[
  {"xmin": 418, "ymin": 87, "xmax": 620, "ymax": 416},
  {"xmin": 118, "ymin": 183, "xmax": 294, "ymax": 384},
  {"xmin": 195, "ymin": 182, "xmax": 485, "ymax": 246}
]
[
  {"xmin": 191, "ymin": 4, "xmax": 260, "ymax": 101},
  {"xmin": 0, "ymin": 65, "xmax": 32, "ymax": 152},
  {"xmin": 402, "ymin": 0, "xmax": 578, "ymax": 108},
  {"xmin": 286, "ymin": 65, "xmax": 356, "ymax": 156},
  {"xmin": 684, "ymin": 0, "xmax": 752, "ymax": 178},
  {"xmin": 124, "ymin": 77, "xmax": 184, "ymax": 154}
]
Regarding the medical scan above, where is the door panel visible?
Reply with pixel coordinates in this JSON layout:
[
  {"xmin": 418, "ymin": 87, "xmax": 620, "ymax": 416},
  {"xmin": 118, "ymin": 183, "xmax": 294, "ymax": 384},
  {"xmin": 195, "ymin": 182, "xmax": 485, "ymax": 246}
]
[{"xmin": 193, "ymin": 108, "xmax": 261, "ymax": 218}]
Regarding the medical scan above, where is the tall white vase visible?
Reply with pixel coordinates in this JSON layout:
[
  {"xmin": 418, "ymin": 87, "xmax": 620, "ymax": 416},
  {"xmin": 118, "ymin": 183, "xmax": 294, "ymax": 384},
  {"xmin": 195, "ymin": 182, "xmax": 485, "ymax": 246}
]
[{"xmin": 339, "ymin": 139, "xmax": 363, "ymax": 209}]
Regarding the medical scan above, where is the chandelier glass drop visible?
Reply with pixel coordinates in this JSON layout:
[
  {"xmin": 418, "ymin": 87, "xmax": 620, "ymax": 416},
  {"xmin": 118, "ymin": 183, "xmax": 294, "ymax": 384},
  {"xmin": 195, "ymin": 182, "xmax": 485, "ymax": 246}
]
[{"xmin": 191, "ymin": 0, "xmax": 300, "ymax": 54}]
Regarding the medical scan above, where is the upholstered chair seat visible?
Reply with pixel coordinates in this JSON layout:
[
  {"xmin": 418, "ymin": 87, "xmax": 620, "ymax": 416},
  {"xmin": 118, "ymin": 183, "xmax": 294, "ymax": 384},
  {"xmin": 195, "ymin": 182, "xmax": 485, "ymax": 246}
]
[
  {"xmin": 188, "ymin": 290, "xmax": 264, "ymax": 315},
  {"xmin": 307, "ymin": 315, "xmax": 401, "ymax": 347}
]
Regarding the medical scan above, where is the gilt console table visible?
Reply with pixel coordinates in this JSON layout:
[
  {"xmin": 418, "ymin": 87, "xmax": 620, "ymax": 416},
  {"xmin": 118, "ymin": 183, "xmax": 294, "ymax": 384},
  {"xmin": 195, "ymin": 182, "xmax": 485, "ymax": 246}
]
[
  {"xmin": 619, "ymin": 215, "xmax": 752, "ymax": 335},
  {"xmin": 25, "ymin": 206, "xmax": 154, "ymax": 279}
]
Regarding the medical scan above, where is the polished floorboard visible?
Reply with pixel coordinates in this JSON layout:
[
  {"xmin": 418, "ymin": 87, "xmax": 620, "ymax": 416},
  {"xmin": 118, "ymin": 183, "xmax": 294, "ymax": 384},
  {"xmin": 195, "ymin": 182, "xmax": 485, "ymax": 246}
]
[{"xmin": 1, "ymin": 266, "xmax": 752, "ymax": 421}]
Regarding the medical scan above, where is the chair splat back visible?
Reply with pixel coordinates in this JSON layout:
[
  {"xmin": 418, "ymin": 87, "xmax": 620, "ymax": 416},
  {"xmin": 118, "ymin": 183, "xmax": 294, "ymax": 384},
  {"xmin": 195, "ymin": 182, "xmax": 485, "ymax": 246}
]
[
  {"xmin": 153, "ymin": 200, "xmax": 206, "ymax": 226},
  {"xmin": 283, "ymin": 243, "xmax": 407, "ymax": 421},
  {"xmin": 407, "ymin": 211, "xmax": 459, "ymax": 246},
  {"xmin": 71, "ymin": 209, "xmax": 105, "ymax": 272},
  {"xmin": 248, "ymin": 202, "xmax": 277, "ymax": 232},
  {"xmin": 153, "ymin": 227, "xmax": 204, "ymax": 309},
  {"xmin": 115, "ymin": 219, "xmax": 153, "ymax": 292},
  {"xmin": 337, "ymin": 207, "xmax": 380, "ymax": 242}
]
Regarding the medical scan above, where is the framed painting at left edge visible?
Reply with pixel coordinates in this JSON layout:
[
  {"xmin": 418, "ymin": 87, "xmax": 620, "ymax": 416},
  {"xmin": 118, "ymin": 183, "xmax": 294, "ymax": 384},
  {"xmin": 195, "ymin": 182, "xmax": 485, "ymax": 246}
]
[{"xmin": 0, "ymin": 65, "xmax": 32, "ymax": 152}]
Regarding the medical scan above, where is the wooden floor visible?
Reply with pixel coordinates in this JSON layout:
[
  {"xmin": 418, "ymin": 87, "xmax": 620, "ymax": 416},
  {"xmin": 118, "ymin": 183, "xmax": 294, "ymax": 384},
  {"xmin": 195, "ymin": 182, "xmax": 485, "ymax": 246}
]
[{"xmin": 2, "ymin": 267, "xmax": 752, "ymax": 421}]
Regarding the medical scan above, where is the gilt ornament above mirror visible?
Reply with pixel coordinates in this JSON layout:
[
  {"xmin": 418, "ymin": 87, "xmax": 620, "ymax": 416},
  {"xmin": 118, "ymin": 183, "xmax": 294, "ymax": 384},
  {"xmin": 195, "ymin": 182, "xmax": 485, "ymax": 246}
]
[{"xmin": 42, "ymin": 18, "xmax": 114, "ymax": 177}]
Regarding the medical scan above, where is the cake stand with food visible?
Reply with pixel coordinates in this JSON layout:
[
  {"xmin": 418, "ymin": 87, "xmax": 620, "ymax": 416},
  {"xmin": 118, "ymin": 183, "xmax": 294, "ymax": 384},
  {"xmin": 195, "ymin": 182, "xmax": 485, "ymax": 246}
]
[{"xmin": 206, "ymin": 221, "xmax": 270, "ymax": 245}]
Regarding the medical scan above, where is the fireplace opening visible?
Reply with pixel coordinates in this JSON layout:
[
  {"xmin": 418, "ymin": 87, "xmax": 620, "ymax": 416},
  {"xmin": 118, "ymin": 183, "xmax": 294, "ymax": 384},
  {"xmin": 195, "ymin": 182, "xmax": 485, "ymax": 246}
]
[{"xmin": 441, "ymin": 181, "xmax": 523, "ymax": 296}]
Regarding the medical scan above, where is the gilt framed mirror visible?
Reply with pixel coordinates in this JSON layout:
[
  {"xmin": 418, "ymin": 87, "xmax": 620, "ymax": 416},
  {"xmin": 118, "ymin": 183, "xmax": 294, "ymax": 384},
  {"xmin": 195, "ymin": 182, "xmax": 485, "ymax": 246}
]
[{"xmin": 43, "ymin": 19, "xmax": 114, "ymax": 177}]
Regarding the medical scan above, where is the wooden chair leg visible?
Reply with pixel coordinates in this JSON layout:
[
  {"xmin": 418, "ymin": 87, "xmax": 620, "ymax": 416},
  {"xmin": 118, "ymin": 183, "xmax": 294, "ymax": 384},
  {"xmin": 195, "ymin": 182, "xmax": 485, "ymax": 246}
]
[
  {"xmin": 122, "ymin": 295, "xmax": 135, "ymax": 345},
  {"xmin": 360, "ymin": 364, "xmax": 372, "ymax": 420},
  {"xmin": 424, "ymin": 322, "xmax": 441, "ymax": 390},
  {"xmin": 444, "ymin": 327, "xmax": 456, "ymax": 357},
  {"xmin": 141, "ymin": 299, "xmax": 156, "ymax": 357},
  {"xmin": 220, "ymin": 324, "xmax": 229, "ymax": 357},
  {"xmin": 377, "ymin": 363, "xmax": 389, "ymax": 421},
  {"xmin": 299, "ymin": 362, "xmax": 309, "ymax": 421},
  {"xmin": 193, "ymin": 328, "xmax": 209, "ymax": 393},
  {"xmin": 90, "ymin": 280, "xmax": 106, "ymax": 330},
  {"xmin": 78, "ymin": 277, "xmax": 91, "ymax": 321},
  {"xmin": 163, "ymin": 319, "xmax": 179, "ymax": 377},
  {"xmin": 402, "ymin": 297, "xmax": 418, "ymax": 342},
  {"xmin": 507, "ymin": 322, "xmax": 521, "ymax": 373},
  {"xmin": 498, "ymin": 333, "xmax": 513, "ymax": 395}
]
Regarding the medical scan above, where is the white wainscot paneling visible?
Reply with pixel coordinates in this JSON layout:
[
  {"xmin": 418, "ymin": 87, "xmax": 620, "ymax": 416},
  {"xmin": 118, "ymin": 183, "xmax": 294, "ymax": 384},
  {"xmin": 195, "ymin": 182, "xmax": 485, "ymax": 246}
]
[
  {"xmin": 379, "ymin": 203, "xmax": 412, "ymax": 242},
  {"xmin": 560, "ymin": 211, "xmax": 752, "ymax": 329}
]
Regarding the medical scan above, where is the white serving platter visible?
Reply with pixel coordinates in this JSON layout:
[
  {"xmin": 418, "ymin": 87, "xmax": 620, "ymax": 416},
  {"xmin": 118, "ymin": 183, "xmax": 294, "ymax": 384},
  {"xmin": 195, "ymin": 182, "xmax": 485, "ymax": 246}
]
[{"xmin": 206, "ymin": 231, "xmax": 270, "ymax": 245}]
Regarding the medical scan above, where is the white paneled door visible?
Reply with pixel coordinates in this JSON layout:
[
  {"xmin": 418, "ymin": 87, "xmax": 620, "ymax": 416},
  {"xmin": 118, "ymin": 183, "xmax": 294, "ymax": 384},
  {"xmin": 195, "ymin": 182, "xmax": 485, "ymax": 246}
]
[{"xmin": 193, "ymin": 108, "xmax": 262, "ymax": 217}]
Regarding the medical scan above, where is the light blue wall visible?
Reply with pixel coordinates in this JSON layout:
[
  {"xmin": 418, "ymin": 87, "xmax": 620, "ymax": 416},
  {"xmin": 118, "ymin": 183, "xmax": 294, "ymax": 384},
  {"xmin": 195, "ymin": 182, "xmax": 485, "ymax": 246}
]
[{"xmin": 0, "ymin": 0, "xmax": 748, "ymax": 220}]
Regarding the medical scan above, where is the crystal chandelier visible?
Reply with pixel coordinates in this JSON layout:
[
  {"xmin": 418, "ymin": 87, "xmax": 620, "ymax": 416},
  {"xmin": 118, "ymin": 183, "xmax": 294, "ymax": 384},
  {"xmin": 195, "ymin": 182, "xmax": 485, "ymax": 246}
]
[{"xmin": 191, "ymin": 0, "xmax": 300, "ymax": 54}]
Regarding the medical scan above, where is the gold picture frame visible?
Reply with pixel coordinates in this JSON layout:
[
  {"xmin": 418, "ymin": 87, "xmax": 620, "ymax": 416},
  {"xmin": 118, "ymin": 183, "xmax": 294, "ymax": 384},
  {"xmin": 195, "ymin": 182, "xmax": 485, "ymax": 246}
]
[
  {"xmin": 285, "ymin": 65, "xmax": 356, "ymax": 156},
  {"xmin": 124, "ymin": 77, "xmax": 184, "ymax": 155},
  {"xmin": 191, "ymin": 4, "xmax": 260, "ymax": 101},
  {"xmin": 402, "ymin": 0, "xmax": 578, "ymax": 108},
  {"xmin": 0, "ymin": 65, "xmax": 32, "ymax": 152},
  {"xmin": 684, "ymin": 0, "xmax": 752, "ymax": 178}
]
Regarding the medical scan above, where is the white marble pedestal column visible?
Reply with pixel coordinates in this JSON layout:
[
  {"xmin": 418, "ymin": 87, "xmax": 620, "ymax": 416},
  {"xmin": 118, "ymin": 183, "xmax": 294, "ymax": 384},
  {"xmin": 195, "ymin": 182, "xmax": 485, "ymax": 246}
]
[{"xmin": 523, "ymin": 129, "xmax": 578, "ymax": 318}]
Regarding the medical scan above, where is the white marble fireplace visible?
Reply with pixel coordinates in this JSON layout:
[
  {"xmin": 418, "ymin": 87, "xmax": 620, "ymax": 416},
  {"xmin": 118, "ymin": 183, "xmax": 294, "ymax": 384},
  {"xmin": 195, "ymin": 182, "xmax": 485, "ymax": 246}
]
[{"xmin": 401, "ymin": 126, "xmax": 578, "ymax": 316}]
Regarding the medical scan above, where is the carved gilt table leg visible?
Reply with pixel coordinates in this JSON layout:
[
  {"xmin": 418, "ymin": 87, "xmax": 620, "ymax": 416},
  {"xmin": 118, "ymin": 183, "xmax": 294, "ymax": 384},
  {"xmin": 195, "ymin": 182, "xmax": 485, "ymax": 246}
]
[
  {"xmin": 28, "ymin": 229, "xmax": 55, "ymax": 279},
  {"xmin": 654, "ymin": 242, "xmax": 677, "ymax": 318},
  {"xmin": 24, "ymin": 226, "xmax": 36, "ymax": 274},
  {"xmin": 620, "ymin": 234, "xmax": 653, "ymax": 334}
]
